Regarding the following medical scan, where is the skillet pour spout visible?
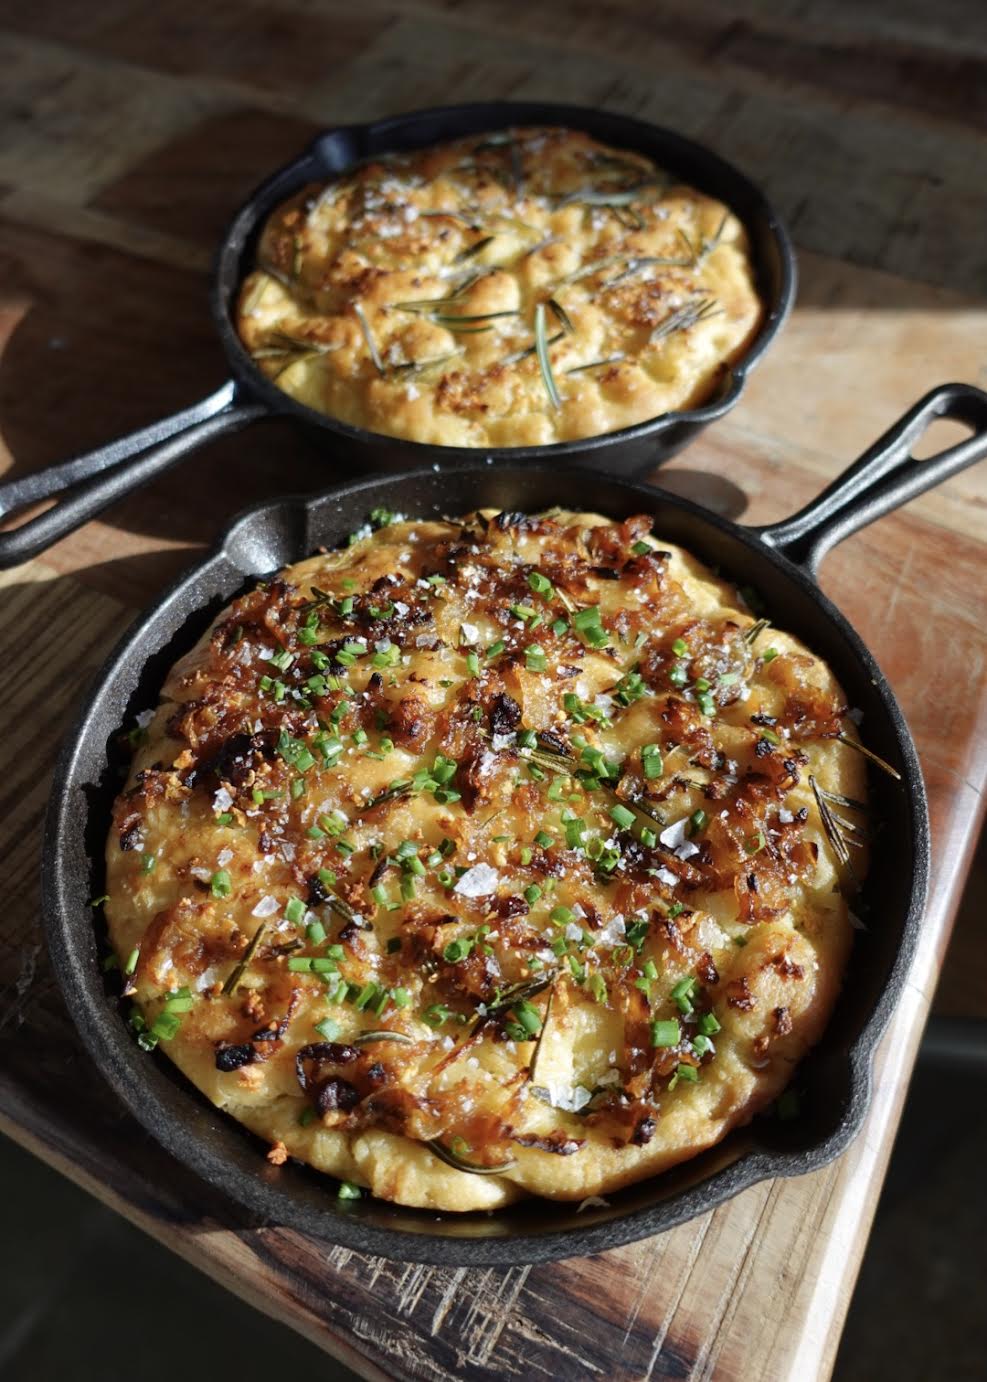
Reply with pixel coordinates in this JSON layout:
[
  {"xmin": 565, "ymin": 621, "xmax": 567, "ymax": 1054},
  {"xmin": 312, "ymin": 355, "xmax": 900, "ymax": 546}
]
[
  {"xmin": 42, "ymin": 382, "xmax": 987, "ymax": 1264},
  {"xmin": 0, "ymin": 100, "xmax": 795, "ymax": 569}
]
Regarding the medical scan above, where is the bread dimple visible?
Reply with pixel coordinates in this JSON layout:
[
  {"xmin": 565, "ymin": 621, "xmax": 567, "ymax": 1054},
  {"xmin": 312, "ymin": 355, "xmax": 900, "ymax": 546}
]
[
  {"xmin": 236, "ymin": 126, "xmax": 762, "ymax": 447},
  {"xmin": 105, "ymin": 508, "xmax": 865, "ymax": 1211}
]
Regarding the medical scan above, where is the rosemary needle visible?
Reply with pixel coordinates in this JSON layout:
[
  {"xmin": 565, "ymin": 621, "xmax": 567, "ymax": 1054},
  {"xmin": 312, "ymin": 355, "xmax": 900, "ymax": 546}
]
[{"xmin": 534, "ymin": 302, "xmax": 562, "ymax": 409}]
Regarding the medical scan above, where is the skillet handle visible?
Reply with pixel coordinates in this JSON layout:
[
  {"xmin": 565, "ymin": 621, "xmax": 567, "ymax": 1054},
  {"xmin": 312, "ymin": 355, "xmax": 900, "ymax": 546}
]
[
  {"xmin": 0, "ymin": 381, "xmax": 268, "ymax": 569},
  {"xmin": 755, "ymin": 382, "xmax": 987, "ymax": 576}
]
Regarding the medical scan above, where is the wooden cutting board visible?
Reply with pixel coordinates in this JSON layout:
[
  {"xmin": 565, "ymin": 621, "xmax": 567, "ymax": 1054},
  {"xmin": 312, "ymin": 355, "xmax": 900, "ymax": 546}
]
[{"xmin": 1, "ymin": 4, "xmax": 986, "ymax": 1378}]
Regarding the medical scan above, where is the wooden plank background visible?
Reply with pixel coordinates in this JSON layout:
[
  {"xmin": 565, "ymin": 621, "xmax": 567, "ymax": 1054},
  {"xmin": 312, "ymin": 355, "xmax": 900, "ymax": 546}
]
[{"xmin": 1, "ymin": 3, "xmax": 986, "ymax": 1378}]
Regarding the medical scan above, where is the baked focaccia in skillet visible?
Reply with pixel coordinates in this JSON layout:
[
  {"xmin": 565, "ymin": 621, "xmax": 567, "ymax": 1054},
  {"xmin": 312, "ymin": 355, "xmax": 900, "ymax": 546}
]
[
  {"xmin": 106, "ymin": 509, "xmax": 866, "ymax": 1211},
  {"xmin": 236, "ymin": 126, "xmax": 762, "ymax": 447}
]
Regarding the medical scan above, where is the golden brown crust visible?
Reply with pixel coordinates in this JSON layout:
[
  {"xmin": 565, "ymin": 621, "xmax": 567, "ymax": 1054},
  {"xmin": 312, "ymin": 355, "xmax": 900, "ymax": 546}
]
[
  {"xmin": 235, "ymin": 127, "xmax": 763, "ymax": 447},
  {"xmin": 105, "ymin": 509, "xmax": 865, "ymax": 1211}
]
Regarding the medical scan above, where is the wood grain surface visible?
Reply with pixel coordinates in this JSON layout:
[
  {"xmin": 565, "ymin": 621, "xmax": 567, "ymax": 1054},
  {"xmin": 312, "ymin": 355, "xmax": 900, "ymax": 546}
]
[{"xmin": 1, "ymin": 3, "xmax": 986, "ymax": 1379}]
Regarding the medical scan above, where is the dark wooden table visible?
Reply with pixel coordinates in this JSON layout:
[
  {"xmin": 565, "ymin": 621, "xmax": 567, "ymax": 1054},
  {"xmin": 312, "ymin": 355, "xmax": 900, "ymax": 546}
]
[{"xmin": 2, "ymin": 3, "xmax": 986, "ymax": 1377}]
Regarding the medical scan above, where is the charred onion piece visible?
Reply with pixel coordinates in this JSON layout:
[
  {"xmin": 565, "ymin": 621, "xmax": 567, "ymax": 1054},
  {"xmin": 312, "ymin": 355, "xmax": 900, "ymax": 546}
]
[{"xmin": 294, "ymin": 1041, "xmax": 360, "ymax": 1090}]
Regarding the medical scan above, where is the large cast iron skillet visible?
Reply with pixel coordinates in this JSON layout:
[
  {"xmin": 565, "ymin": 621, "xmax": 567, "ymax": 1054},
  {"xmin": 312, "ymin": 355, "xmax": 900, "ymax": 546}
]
[
  {"xmin": 0, "ymin": 100, "xmax": 795, "ymax": 569},
  {"xmin": 44, "ymin": 382, "xmax": 987, "ymax": 1265}
]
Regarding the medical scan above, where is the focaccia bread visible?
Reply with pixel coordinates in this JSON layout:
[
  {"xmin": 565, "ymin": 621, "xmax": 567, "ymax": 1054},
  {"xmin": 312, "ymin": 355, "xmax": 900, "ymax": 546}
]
[
  {"xmin": 235, "ymin": 126, "xmax": 762, "ymax": 447},
  {"xmin": 105, "ymin": 509, "xmax": 865, "ymax": 1211}
]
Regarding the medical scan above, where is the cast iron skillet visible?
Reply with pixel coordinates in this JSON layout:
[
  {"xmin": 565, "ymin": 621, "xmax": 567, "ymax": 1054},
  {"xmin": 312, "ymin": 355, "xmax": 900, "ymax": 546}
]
[
  {"xmin": 0, "ymin": 100, "xmax": 795, "ymax": 569},
  {"xmin": 43, "ymin": 382, "xmax": 987, "ymax": 1266}
]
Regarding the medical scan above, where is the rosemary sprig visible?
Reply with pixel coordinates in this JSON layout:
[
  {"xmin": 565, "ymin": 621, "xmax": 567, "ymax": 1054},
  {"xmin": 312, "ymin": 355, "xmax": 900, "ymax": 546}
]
[
  {"xmin": 554, "ymin": 252, "xmax": 690, "ymax": 291},
  {"xmin": 271, "ymin": 330, "xmax": 338, "ymax": 354},
  {"xmin": 743, "ymin": 618, "xmax": 771, "ymax": 646},
  {"xmin": 612, "ymin": 205, "xmax": 645, "ymax": 231},
  {"xmin": 430, "ymin": 310, "xmax": 519, "ymax": 325},
  {"xmin": 676, "ymin": 228, "xmax": 697, "ymax": 264},
  {"xmin": 300, "ymin": 583, "xmax": 340, "ymax": 612},
  {"xmin": 432, "ymin": 322, "xmax": 495, "ymax": 335},
  {"xmin": 649, "ymin": 297, "xmax": 722, "ymax": 344},
  {"xmin": 601, "ymin": 255, "xmax": 691, "ymax": 287},
  {"xmin": 418, "ymin": 209, "xmax": 482, "ymax": 230},
  {"xmin": 469, "ymin": 971, "xmax": 557, "ymax": 1036},
  {"xmin": 354, "ymin": 303, "xmax": 384, "ymax": 375},
  {"xmin": 547, "ymin": 298, "xmax": 575, "ymax": 335},
  {"xmin": 427, "ymin": 1139, "xmax": 517, "ymax": 1175},
  {"xmin": 362, "ymin": 780, "xmax": 413, "ymax": 810},
  {"xmin": 500, "ymin": 330, "xmax": 564, "ymax": 367},
  {"xmin": 836, "ymin": 734, "xmax": 902, "ymax": 781},
  {"xmin": 565, "ymin": 355, "xmax": 625, "ymax": 374},
  {"xmin": 352, "ymin": 1030, "xmax": 415, "ymax": 1046},
  {"xmin": 691, "ymin": 210, "xmax": 730, "ymax": 267},
  {"xmin": 814, "ymin": 785, "xmax": 869, "ymax": 813},
  {"xmin": 534, "ymin": 302, "xmax": 561, "ymax": 410},
  {"xmin": 809, "ymin": 774, "xmax": 852, "ymax": 869},
  {"xmin": 553, "ymin": 254, "xmax": 630, "ymax": 287},
  {"xmin": 392, "ymin": 274, "xmax": 481, "ymax": 313},
  {"xmin": 221, "ymin": 922, "xmax": 267, "ymax": 996},
  {"xmin": 325, "ymin": 892, "xmax": 368, "ymax": 928},
  {"xmin": 521, "ymin": 233, "xmax": 561, "ymax": 260},
  {"xmin": 454, "ymin": 235, "xmax": 497, "ymax": 263},
  {"xmin": 522, "ymin": 733, "xmax": 665, "ymax": 829},
  {"xmin": 557, "ymin": 177, "xmax": 661, "ymax": 208}
]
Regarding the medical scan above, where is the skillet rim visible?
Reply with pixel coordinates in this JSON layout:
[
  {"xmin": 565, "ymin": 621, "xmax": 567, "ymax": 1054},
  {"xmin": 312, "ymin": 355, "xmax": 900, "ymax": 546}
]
[
  {"xmin": 208, "ymin": 98, "xmax": 797, "ymax": 463},
  {"xmin": 41, "ymin": 462, "xmax": 927, "ymax": 1265}
]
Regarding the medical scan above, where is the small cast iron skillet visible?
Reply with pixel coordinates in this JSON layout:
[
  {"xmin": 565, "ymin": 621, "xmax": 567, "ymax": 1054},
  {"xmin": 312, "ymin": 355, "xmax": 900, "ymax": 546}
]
[
  {"xmin": 43, "ymin": 382, "xmax": 987, "ymax": 1266},
  {"xmin": 0, "ymin": 100, "xmax": 795, "ymax": 569}
]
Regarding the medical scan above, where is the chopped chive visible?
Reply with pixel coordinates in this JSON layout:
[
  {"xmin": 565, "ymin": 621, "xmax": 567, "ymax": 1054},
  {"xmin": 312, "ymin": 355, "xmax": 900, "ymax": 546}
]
[
  {"xmin": 528, "ymin": 571, "xmax": 554, "ymax": 598},
  {"xmin": 650, "ymin": 1019, "xmax": 681, "ymax": 1048},
  {"xmin": 671, "ymin": 975, "xmax": 698, "ymax": 1015},
  {"xmin": 210, "ymin": 869, "xmax": 232, "ymax": 898},
  {"xmin": 641, "ymin": 742, "xmax": 663, "ymax": 779}
]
